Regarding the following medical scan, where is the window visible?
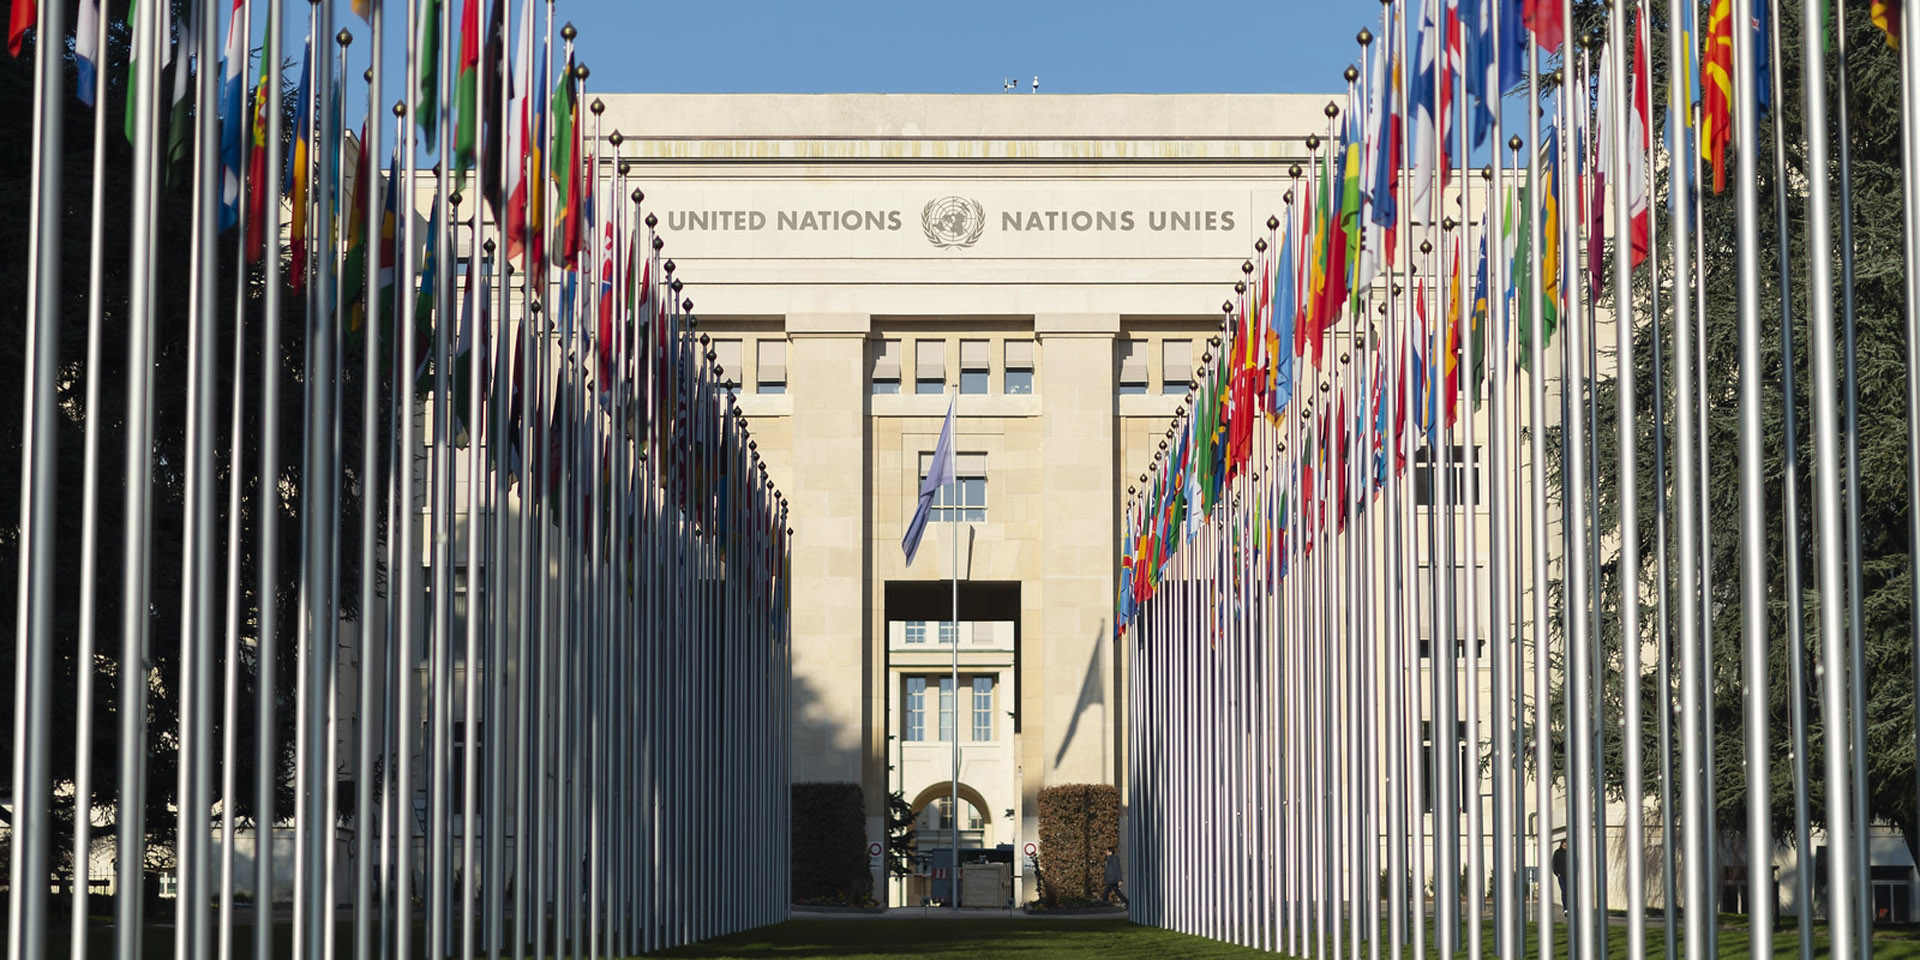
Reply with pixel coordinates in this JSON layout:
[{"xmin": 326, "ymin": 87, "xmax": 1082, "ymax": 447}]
[
  {"xmin": 1118, "ymin": 339, "xmax": 1148, "ymax": 394},
  {"xmin": 904, "ymin": 622, "xmax": 927, "ymax": 644},
  {"xmin": 916, "ymin": 339, "xmax": 946, "ymax": 395},
  {"xmin": 960, "ymin": 339, "xmax": 990, "ymax": 394},
  {"xmin": 904, "ymin": 677, "xmax": 927, "ymax": 741},
  {"xmin": 756, "ymin": 339, "xmax": 787, "ymax": 395},
  {"xmin": 972, "ymin": 675, "xmax": 994, "ymax": 742},
  {"xmin": 872, "ymin": 338, "xmax": 902, "ymax": 394},
  {"xmin": 921, "ymin": 452, "xmax": 987, "ymax": 522},
  {"xmin": 939, "ymin": 621, "xmax": 957, "ymax": 643},
  {"xmin": 1004, "ymin": 339, "xmax": 1034, "ymax": 394},
  {"xmin": 1415, "ymin": 445, "xmax": 1481, "ymax": 506},
  {"xmin": 1417, "ymin": 632, "xmax": 1488, "ymax": 659},
  {"xmin": 712, "ymin": 339, "xmax": 742, "ymax": 391},
  {"xmin": 937, "ymin": 676, "xmax": 955, "ymax": 742},
  {"xmin": 1161, "ymin": 340, "xmax": 1192, "ymax": 395}
]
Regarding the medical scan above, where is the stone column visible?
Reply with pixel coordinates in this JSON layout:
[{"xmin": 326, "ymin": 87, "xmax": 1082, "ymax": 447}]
[
  {"xmin": 784, "ymin": 313, "xmax": 873, "ymax": 789},
  {"xmin": 1030, "ymin": 314, "xmax": 1119, "ymax": 792}
]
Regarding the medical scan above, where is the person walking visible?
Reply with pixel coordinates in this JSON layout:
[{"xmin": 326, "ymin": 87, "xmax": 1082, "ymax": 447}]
[
  {"xmin": 1551, "ymin": 838, "xmax": 1570, "ymax": 911},
  {"xmin": 1101, "ymin": 846, "xmax": 1129, "ymax": 907}
]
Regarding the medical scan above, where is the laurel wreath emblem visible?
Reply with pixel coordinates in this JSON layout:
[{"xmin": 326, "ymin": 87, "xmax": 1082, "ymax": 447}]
[{"xmin": 922, "ymin": 196, "xmax": 986, "ymax": 250}]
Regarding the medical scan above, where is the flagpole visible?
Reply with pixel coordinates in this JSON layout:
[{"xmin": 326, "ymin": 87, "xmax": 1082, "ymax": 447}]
[
  {"xmin": 1799, "ymin": 0, "xmax": 1857, "ymax": 951},
  {"xmin": 356, "ymin": 7, "xmax": 385, "ymax": 960},
  {"xmin": 951, "ymin": 389, "xmax": 961, "ymax": 913},
  {"xmin": 1900, "ymin": 16, "xmax": 1920, "ymax": 960},
  {"xmin": 70, "ymin": 0, "xmax": 115, "ymax": 952},
  {"xmin": 1748, "ymin": 3, "xmax": 1811, "ymax": 959},
  {"xmin": 1829, "ymin": 6, "xmax": 1875, "ymax": 951},
  {"xmin": 8, "ymin": 0, "xmax": 65, "ymax": 954}
]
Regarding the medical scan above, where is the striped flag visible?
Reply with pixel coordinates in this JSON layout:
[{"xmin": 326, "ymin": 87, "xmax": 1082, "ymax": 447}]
[
  {"xmin": 218, "ymin": 0, "xmax": 246, "ymax": 231},
  {"xmin": 75, "ymin": 0, "xmax": 99, "ymax": 104}
]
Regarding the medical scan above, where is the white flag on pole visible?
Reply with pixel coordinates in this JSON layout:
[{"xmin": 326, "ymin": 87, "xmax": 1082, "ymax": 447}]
[{"xmin": 902, "ymin": 395, "xmax": 956, "ymax": 567}]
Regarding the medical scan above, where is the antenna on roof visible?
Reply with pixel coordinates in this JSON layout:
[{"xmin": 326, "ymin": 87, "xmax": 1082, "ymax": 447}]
[
  {"xmin": 1003, "ymin": 77, "xmax": 1014, "ymax": 92},
  {"xmin": 1031, "ymin": 75, "xmax": 1039, "ymax": 93}
]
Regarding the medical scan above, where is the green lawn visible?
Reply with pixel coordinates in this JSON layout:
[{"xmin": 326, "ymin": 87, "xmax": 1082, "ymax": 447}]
[
  {"xmin": 655, "ymin": 918, "xmax": 1920, "ymax": 960},
  {"xmin": 28, "ymin": 914, "xmax": 1920, "ymax": 958}
]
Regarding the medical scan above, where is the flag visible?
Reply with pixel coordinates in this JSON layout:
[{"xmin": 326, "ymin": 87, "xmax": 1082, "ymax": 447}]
[
  {"xmin": 1873, "ymin": 0, "xmax": 1900, "ymax": 49},
  {"xmin": 1497, "ymin": 0, "xmax": 1527, "ymax": 93},
  {"xmin": 1457, "ymin": 0, "xmax": 1495, "ymax": 148},
  {"xmin": 1519, "ymin": 128, "xmax": 1561, "ymax": 370},
  {"xmin": 1628, "ymin": 8, "xmax": 1651, "ymax": 268},
  {"xmin": 902, "ymin": 396, "xmax": 957, "ymax": 567},
  {"xmin": 75, "ymin": 0, "xmax": 99, "ymax": 103},
  {"xmin": 1413, "ymin": 280, "xmax": 1435, "ymax": 445},
  {"xmin": 1270, "ymin": 221, "xmax": 1296, "ymax": 418},
  {"xmin": 288, "ymin": 43, "xmax": 314, "ymax": 288},
  {"xmin": 352, "ymin": 0, "xmax": 379, "ymax": 20},
  {"xmin": 243, "ymin": 24, "xmax": 272, "ymax": 262},
  {"xmin": 416, "ymin": 0, "xmax": 443, "ymax": 153},
  {"xmin": 453, "ymin": 0, "xmax": 479, "ymax": 179},
  {"xmin": 481, "ymin": 0, "xmax": 507, "ymax": 215},
  {"xmin": 124, "ymin": 0, "xmax": 174, "ymax": 142},
  {"xmin": 504, "ymin": 0, "xmax": 538, "ymax": 263},
  {"xmin": 550, "ymin": 53, "xmax": 581, "ymax": 270},
  {"xmin": 1408, "ymin": 0, "xmax": 1445, "ymax": 218},
  {"xmin": 8, "ymin": 0, "xmax": 32, "ymax": 57},
  {"xmin": 166, "ymin": 0, "xmax": 196, "ymax": 184},
  {"xmin": 1522, "ymin": 0, "xmax": 1562, "ymax": 51},
  {"xmin": 1444, "ymin": 240, "xmax": 1461, "ymax": 426},
  {"xmin": 218, "ymin": 0, "xmax": 245, "ymax": 230},
  {"xmin": 1702, "ymin": 0, "xmax": 1732, "ymax": 193}
]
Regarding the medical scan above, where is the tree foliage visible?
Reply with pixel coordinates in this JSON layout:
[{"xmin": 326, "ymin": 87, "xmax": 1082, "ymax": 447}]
[
  {"xmin": 1544, "ymin": 0, "xmax": 1918, "ymax": 860},
  {"xmin": 0, "ymin": 1, "xmax": 380, "ymax": 890}
]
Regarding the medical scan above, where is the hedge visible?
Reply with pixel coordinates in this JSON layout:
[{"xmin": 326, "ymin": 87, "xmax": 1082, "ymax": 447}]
[
  {"xmin": 790, "ymin": 782, "xmax": 873, "ymax": 904},
  {"xmin": 1035, "ymin": 783, "xmax": 1120, "ymax": 903}
]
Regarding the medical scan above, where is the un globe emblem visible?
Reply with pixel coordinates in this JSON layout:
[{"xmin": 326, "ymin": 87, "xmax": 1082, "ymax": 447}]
[{"xmin": 921, "ymin": 196, "xmax": 986, "ymax": 250}]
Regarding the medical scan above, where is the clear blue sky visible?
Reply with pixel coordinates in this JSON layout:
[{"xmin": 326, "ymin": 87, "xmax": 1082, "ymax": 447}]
[{"xmin": 342, "ymin": 0, "xmax": 1376, "ymax": 105}]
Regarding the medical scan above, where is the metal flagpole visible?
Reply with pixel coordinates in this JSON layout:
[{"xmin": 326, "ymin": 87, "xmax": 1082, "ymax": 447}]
[
  {"xmin": 1900, "ymin": 14, "xmax": 1920, "ymax": 960},
  {"xmin": 1762, "ymin": 2, "xmax": 1813, "ymax": 956},
  {"xmin": 950, "ymin": 391, "xmax": 962, "ymax": 912},
  {"xmin": 1526, "ymin": 26, "xmax": 1555, "ymax": 960},
  {"xmin": 357, "ymin": 8, "xmax": 387, "ymax": 960},
  {"xmin": 8, "ymin": 0, "xmax": 66, "ymax": 956},
  {"xmin": 1607, "ymin": 8, "xmax": 1650, "ymax": 959},
  {"xmin": 71, "ymin": 0, "xmax": 115, "ymax": 955},
  {"xmin": 1729, "ymin": 1, "xmax": 1773, "ymax": 955},
  {"xmin": 1800, "ymin": 0, "xmax": 1858, "ymax": 952},
  {"xmin": 1828, "ymin": 5, "xmax": 1875, "ymax": 952},
  {"xmin": 216, "ymin": 8, "xmax": 255, "ymax": 944}
]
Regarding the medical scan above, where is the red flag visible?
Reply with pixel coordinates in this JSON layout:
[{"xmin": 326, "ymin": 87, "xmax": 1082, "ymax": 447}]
[
  {"xmin": 1629, "ymin": 9, "xmax": 1652, "ymax": 267},
  {"xmin": 8, "ymin": 0, "xmax": 32, "ymax": 56},
  {"xmin": 1702, "ymin": 0, "xmax": 1733, "ymax": 194},
  {"xmin": 1522, "ymin": 0, "xmax": 1562, "ymax": 52}
]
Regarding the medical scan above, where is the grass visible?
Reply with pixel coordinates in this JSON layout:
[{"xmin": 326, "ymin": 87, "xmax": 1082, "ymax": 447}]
[
  {"xmin": 654, "ymin": 917, "xmax": 1920, "ymax": 960},
  {"xmin": 26, "ymin": 914, "xmax": 1920, "ymax": 958}
]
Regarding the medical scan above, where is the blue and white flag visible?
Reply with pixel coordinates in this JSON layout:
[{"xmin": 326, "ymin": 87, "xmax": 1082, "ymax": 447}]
[
  {"xmin": 901, "ymin": 395, "xmax": 956, "ymax": 567},
  {"xmin": 75, "ymin": 0, "xmax": 99, "ymax": 106}
]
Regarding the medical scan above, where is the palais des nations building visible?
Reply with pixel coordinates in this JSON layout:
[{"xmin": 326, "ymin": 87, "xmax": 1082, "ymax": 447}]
[{"xmin": 596, "ymin": 92, "xmax": 1329, "ymax": 904}]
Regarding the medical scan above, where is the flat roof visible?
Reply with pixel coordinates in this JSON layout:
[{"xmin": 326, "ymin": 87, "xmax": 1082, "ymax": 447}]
[{"xmin": 594, "ymin": 93, "xmax": 1337, "ymax": 142}]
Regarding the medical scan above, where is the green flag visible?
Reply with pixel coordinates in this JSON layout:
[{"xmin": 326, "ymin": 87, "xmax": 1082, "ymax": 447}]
[{"xmin": 415, "ymin": 0, "xmax": 443, "ymax": 153}]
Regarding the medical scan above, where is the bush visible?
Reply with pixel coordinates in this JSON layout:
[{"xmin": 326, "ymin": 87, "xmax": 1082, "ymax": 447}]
[
  {"xmin": 1035, "ymin": 783, "xmax": 1120, "ymax": 903},
  {"xmin": 790, "ymin": 782, "xmax": 873, "ymax": 904}
]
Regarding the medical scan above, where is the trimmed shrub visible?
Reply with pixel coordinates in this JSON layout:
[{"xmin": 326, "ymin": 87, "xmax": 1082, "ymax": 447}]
[
  {"xmin": 790, "ymin": 781, "xmax": 873, "ymax": 904},
  {"xmin": 1035, "ymin": 783, "xmax": 1120, "ymax": 903}
]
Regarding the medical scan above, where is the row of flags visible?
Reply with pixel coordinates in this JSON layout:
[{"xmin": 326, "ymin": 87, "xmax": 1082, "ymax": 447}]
[
  {"xmin": 1113, "ymin": 0, "xmax": 1864, "ymax": 626},
  {"xmin": 6, "ymin": 1, "xmax": 798, "ymax": 956},
  {"xmin": 1125, "ymin": 3, "xmax": 1915, "ymax": 960}
]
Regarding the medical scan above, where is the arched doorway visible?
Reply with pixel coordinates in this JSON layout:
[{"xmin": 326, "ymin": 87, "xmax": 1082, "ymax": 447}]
[{"xmin": 907, "ymin": 781, "xmax": 994, "ymax": 851}]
